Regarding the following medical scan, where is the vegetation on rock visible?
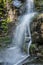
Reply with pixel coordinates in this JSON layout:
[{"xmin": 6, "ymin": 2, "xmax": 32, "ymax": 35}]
[{"xmin": 34, "ymin": 0, "xmax": 43, "ymax": 12}]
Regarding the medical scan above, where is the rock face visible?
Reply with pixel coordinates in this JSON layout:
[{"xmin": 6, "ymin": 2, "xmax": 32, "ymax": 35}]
[
  {"xmin": 30, "ymin": 13, "xmax": 43, "ymax": 45},
  {"xmin": 30, "ymin": 13, "xmax": 43, "ymax": 58}
]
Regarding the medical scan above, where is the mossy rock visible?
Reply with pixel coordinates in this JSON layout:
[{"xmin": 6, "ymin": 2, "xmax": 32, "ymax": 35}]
[
  {"xmin": 30, "ymin": 13, "xmax": 43, "ymax": 43},
  {"xmin": 0, "ymin": 35, "xmax": 12, "ymax": 47},
  {"xmin": 30, "ymin": 44, "xmax": 43, "ymax": 61},
  {"xmin": 34, "ymin": 0, "xmax": 43, "ymax": 12},
  {"xmin": 29, "ymin": 44, "xmax": 38, "ymax": 55}
]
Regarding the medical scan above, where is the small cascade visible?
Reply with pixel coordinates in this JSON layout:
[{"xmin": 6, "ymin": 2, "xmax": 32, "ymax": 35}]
[{"xmin": 26, "ymin": 0, "xmax": 34, "ymax": 13}]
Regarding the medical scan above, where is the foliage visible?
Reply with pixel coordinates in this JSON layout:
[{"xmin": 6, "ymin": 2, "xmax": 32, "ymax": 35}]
[
  {"xmin": 0, "ymin": 0, "xmax": 12, "ymax": 35},
  {"xmin": 34, "ymin": 0, "xmax": 43, "ymax": 12},
  {"xmin": 0, "ymin": 0, "xmax": 12, "ymax": 47},
  {"xmin": 0, "ymin": 35, "xmax": 12, "ymax": 47}
]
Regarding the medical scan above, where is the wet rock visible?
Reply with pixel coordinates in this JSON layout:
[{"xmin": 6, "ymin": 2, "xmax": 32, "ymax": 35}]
[
  {"xmin": 30, "ymin": 14, "xmax": 43, "ymax": 61},
  {"xmin": 29, "ymin": 44, "xmax": 43, "ymax": 61},
  {"xmin": 30, "ymin": 13, "xmax": 43, "ymax": 45}
]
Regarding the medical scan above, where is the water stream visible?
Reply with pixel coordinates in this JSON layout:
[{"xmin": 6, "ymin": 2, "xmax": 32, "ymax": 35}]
[{"xmin": 0, "ymin": 0, "xmax": 37, "ymax": 65}]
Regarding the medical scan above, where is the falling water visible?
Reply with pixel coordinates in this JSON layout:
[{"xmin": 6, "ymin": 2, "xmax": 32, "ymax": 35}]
[
  {"xmin": 13, "ymin": 0, "xmax": 36, "ymax": 53},
  {"xmin": 0, "ymin": 0, "xmax": 37, "ymax": 65},
  {"xmin": 26, "ymin": 0, "xmax": 34, "ymax": 13}
]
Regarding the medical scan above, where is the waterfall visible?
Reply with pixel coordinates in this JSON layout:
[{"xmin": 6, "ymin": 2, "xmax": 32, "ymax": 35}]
[
  {"xmin": 0, "ymin": 0, "xmax": 37, "ymax": 65},
  {"xmin": 12, "ymin": 0, "xmax": 36, "ymax": 54},
  {"xmin": 26, "ymin": 0, "xmax": 34, "ymax": 13}
]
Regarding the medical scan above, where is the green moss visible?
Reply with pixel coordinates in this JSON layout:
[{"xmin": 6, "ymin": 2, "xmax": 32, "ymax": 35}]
[
  {"xmin": 29, "ymin": 44, "xmax": 37, "ymax": 55},
  {"xmin": 0, "ymin": 36, "xmax": 12, "ymax": 44},
  {"xmin": 34, "ymin": 0, "xmax": 43, "ymax": 12}
]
